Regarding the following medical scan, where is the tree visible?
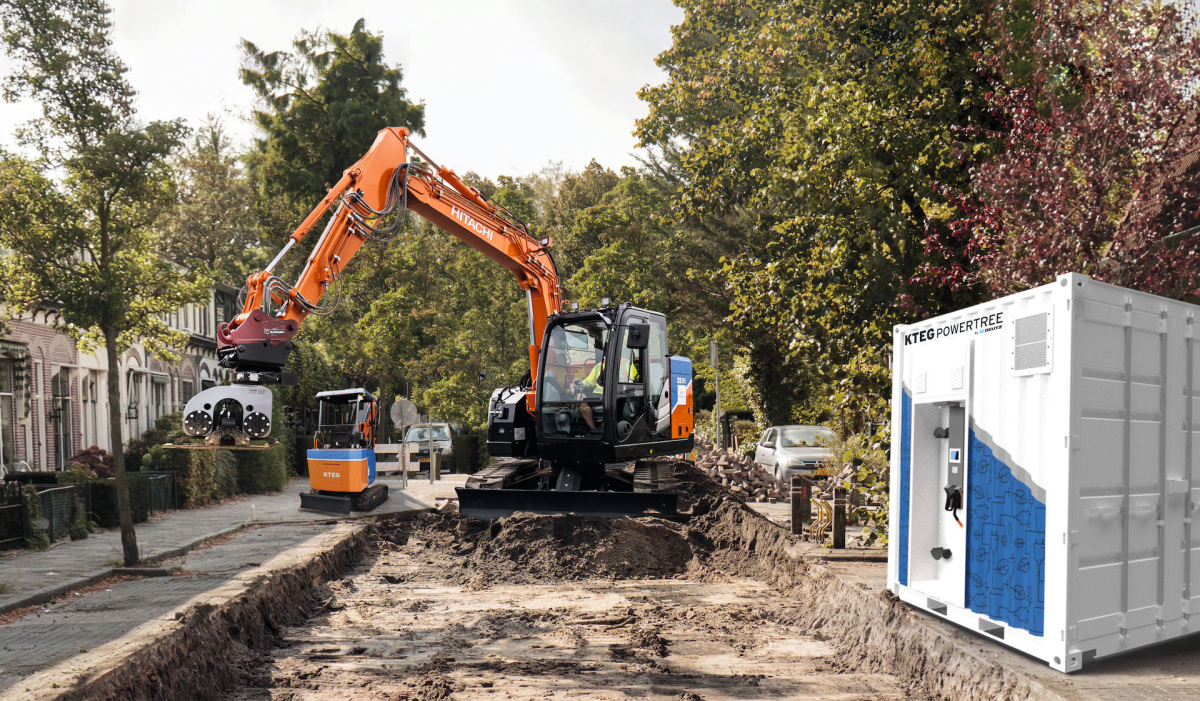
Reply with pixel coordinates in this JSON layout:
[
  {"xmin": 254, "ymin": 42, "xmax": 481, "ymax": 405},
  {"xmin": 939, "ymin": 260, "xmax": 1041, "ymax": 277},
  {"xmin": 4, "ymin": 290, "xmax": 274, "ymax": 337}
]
[
  {"xmin": 636, "ymin": 0, "xmax": 994, "ymax": 426},
  {"xmin": 161, "ymin": 116, "xmax": 266, "ymax": 287},
  {"xmin": 0, "ymin": 0, "xmax": 204, "ymax": 565},
  {"xmin": 922, "ymin": 0, "xmax": 1200, "ymax": 298},
  {"xmin": 545, "ymin": 160, "xmax": 621, "ymax": 277},
  {"xmin": 241, "ymin": 18, "xmax": 426, "ymax": 251}
]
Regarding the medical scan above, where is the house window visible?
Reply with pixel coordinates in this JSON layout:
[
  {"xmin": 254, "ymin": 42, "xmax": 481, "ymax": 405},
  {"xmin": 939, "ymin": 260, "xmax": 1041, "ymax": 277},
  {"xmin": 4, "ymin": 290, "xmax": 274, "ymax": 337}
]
[
  {"xmin": 51, "ymin": 367, "xmax": 72, "ymax": 469},
  {"xmin": 0, "ymin": 360, "xmax": 15, "ymax": 472},
  {"xmin": 151, "ymin": 376, "xmax": 167, "ymax": 425},
  {"xmin": 80, "ymin": 370, "xmax": 100, "ymax": 449},
  {"xmin": 182, "ymin": 380, "xmax": 195, "ymax": 403}
]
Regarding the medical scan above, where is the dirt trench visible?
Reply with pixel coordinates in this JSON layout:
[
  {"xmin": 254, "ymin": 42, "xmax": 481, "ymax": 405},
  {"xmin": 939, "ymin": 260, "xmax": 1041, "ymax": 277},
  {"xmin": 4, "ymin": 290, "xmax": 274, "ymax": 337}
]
[{"xmin": 69, "ymin": 464, "xmax": 1053, "ymax": 700}]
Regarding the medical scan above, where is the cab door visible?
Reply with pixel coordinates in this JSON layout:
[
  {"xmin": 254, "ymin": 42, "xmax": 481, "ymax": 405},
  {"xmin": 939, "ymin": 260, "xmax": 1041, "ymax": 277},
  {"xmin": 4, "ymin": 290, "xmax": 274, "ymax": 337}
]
[{"xmin": 610, "ymin": 321, "xmax": 649, "ymax": 445}]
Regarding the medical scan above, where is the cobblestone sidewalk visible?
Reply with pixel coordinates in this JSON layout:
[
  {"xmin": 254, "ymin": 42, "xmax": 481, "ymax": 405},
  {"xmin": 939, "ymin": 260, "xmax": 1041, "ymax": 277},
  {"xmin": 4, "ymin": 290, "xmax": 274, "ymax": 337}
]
[
  {"xmin": 0, "ymin": 474, "xmax": 458, "ymax": 615},
  {"xmin": 0, "ymin": 522, "xmax": 334, "ymax": 694}
]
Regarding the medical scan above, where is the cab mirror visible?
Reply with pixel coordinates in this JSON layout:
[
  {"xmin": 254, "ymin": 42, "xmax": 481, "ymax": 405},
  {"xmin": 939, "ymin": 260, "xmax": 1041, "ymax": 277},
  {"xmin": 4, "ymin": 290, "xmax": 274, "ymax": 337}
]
[{"xmin": 626, "ymin": 323, "xmax": 650, "ymax": 350}]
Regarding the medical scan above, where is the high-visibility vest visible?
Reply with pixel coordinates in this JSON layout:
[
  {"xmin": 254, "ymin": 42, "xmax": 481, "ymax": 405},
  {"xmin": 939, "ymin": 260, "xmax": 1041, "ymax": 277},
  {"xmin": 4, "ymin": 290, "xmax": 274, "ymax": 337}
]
[{"xmin": 582, "ymin": 355, "xmax": 639, "ymax": 391}]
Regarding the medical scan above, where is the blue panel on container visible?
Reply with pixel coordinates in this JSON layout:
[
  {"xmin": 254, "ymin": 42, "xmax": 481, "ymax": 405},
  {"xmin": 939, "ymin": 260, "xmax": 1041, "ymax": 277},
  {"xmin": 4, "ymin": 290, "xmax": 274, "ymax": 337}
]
[
  {"xmin": 308, "ymin": 448, "xmax": 373, "ymax": 461},
  {"xmin": 966, "ymin": 429, "xmax": 1046, "ymax": 636},
  {"xmin": 898, "ymin": 389, "xmax": 912, "ymax": 587}
]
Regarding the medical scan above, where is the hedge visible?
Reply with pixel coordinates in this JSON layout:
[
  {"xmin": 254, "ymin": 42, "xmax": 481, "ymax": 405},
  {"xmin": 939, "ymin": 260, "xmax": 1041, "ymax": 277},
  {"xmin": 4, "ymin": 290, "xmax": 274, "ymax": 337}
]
[
  {"xmin": 451, "ymin": 433, "xmax": 486, "ymax": 474},
  {"xmin": 235, "ymin": 393, "xmax": 293, "ymax": 494},
  {"xmin": 87, "ymin": 474, "xmax": 151, "ymax": 528}
]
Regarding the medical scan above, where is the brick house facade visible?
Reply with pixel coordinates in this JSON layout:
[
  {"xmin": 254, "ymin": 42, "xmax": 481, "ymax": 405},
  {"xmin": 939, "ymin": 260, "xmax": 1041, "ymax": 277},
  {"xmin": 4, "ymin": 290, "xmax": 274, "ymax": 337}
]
[{"xmin": 0, "ymin": 283, "xmax": 239, "ymax": 471}]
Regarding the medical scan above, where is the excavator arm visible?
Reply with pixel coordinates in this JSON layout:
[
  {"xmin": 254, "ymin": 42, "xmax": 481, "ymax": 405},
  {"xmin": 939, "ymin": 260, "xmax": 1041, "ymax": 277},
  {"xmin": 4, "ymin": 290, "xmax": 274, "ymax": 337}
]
[{"xmin": 178, "ymin": 127, "xmax": 562, "ymax": 447}]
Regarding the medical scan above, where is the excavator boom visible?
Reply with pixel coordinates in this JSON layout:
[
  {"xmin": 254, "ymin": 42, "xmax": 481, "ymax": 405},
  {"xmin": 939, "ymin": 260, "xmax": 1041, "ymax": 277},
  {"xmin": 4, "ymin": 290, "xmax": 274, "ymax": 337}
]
[{"xmin": 176, "ymin": 127, "xmax": 562, "ymax": 448}]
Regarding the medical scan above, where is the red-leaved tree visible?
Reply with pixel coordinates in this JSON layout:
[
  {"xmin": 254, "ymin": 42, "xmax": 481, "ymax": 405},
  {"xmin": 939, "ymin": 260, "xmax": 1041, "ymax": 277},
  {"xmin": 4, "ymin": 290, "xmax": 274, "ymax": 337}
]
[{"xmin": 921, "ymin": 0, "xmax": 1200, "ymax": 299}]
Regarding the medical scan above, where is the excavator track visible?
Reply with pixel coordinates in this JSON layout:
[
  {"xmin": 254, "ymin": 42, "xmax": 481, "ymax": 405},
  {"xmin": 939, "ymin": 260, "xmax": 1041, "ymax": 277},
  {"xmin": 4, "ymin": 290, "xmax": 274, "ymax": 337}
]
[
  {"xmin": 633, "ymin": 458, "xmax": 679, "ymax": 493},
  {"xmin": 464, "ymin": 458, "xmax": 541, "ymax": 489}
]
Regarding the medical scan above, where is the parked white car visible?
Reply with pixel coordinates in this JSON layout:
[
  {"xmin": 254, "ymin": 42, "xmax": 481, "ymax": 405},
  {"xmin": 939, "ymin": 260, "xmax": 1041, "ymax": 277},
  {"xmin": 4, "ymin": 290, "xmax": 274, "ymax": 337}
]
[{"xmin": 753, "ymin": 425, "xmax": 835, "ymax": 482}]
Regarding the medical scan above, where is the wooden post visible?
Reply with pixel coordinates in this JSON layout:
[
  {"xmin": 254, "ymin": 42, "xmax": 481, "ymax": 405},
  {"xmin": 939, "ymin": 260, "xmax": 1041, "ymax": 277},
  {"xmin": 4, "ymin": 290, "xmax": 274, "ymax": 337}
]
[
  {"xmin": 832, "ymin": 486, "xmax": 847, "ymax": 549},
  {"xmin": 791, "ymin": 476, "xmax": 812, "ymax": 535},
  {"xmin": 431, "ymin": 451, "xmax": 441, "ymax": 482}
]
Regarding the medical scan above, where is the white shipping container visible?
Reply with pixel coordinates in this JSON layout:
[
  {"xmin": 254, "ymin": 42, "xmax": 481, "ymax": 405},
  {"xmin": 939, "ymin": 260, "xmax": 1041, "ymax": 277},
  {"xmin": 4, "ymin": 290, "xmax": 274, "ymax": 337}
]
[{"xmin": 888, "ymin": 273, "xmax": 1200, "ymax": 672}]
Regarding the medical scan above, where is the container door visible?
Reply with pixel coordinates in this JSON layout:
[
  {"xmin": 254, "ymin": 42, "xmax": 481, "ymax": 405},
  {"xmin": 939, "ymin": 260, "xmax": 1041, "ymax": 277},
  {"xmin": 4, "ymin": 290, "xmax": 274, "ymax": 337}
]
[{"xmin": 905, "ymin": 341, "xmax": 971, "ymax": 609}]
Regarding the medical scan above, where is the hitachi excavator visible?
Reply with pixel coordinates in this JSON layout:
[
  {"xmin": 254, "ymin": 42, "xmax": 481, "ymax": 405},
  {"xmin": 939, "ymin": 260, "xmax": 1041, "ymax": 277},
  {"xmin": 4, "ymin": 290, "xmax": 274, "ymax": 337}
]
[{"xmin": 174, "ymin": 127, "xmax": 694, "ymax": 518}]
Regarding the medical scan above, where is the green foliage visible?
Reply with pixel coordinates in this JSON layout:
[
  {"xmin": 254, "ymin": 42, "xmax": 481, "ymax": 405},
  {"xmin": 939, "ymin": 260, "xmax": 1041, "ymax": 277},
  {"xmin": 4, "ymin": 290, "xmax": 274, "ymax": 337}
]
[
  {"xmin": 636, "ymin": 0, "xmax": 994, "ymax": 429},
  {"xmin": 233, "ymin": 392, "xmax": 292, "ymax": 493},
  {"xmin": 819, "ymin": 427, "xmax": 891, "ymax": 545},
  {"xmin": 68, "ymin": 493, "xmax": 90, "ymax": 540},
  {"xmin": 161, "ymin": 117, "xmax": 267, "ymax": 286},
  {"xmin": 125, "ymin": 412, "xmax": 179, "ymax": 473},
  {"xmin": 241, "ymin": 17, "xmax": 425, "ymax": 250},
  {"xmin": 140, "ymin": 412, "xmax": 238, "ymax": 507}
]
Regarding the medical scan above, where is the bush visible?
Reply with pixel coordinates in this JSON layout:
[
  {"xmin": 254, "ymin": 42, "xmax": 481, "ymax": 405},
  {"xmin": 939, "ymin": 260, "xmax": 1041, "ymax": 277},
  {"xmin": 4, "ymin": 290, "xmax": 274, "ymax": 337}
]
[
  {"xmin": 818, "ymin": 427, "xmax": 890, "ymax": 546},
  {"xmin": 22, "ymin": 485, "xmax": 48, "ymax": 550},
  {"xmin": 125, "ymin": 412, "xmax": 182, "ymax": 471},
  {"xmin": 450, "ymin": 433, "xmax": 486, "ymax": 474},
  {"xmin": 145, "ymin": 444, "xmax": 227, "ymax": 508},
  {"xmin": 234, "ymin": 392, "xmax": 292, "ymax": 494},
  {"xmin": 67, "ymin": 446, "xmax": 114, "ymax": 479},
  {"xmin": 235, "ymin": 446, "xmax": 289, "ymax": 494},
  {"xmin": 68, "ymin": 493, "xmax": 90, "ymax": 540}
]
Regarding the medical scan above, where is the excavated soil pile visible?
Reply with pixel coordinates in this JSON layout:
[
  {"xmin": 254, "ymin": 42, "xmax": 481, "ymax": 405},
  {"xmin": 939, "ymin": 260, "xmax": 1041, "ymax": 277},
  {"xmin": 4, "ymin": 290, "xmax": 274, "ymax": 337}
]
[{"xmin": 372, "ymin": 461, "xmax": 797, "ymax": 590}]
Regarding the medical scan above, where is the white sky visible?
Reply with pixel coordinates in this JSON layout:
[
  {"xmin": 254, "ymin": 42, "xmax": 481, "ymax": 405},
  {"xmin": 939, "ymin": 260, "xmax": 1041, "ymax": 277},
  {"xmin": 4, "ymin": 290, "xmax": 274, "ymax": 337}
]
[{"xmin": 0, "ymin": 0, "xmax": 683, "ymax": 179}]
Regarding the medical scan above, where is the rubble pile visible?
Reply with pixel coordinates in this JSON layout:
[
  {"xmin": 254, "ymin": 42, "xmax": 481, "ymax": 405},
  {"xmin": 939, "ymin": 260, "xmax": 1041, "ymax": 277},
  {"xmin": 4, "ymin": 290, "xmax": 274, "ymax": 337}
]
[{"xmin": 694, "ymin": 436, "xmax": 788, "ymax": 503}]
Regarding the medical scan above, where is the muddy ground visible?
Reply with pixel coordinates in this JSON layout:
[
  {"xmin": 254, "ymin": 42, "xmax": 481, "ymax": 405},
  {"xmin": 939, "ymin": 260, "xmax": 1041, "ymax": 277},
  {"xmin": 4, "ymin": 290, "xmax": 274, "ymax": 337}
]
[{"xmin": 214, "ymin": 465, "xmax": 920, "ymax": 700}]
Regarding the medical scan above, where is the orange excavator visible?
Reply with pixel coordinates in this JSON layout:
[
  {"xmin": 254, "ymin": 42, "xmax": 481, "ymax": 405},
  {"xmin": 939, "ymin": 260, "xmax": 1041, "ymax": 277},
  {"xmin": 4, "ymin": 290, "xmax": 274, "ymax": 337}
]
[{"xmin": 176, "ymin": 127, "xmax": 694, "ymax": 518}]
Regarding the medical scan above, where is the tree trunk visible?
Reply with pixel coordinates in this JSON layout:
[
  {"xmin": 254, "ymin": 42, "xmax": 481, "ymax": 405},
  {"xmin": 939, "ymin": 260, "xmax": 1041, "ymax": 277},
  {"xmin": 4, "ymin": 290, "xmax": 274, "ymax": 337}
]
[{"xmin": 104, "ymin": 329, "xmax": 138, "ymax": 566}]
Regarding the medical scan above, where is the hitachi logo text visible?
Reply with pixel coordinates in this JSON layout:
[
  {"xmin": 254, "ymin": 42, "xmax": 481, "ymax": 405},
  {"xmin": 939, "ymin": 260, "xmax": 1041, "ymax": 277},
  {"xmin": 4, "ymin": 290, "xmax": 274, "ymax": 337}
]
[{"xmin": 451, "ymin": 205, "xmax": 494, "ymax": 240}]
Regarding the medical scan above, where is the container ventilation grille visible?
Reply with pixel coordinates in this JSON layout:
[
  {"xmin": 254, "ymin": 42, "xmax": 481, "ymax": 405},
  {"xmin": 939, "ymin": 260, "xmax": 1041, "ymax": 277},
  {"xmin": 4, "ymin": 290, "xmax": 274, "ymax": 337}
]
[{"xmin": 1014, "ymin": 313, "xmax": 1050, "ymax": 371}]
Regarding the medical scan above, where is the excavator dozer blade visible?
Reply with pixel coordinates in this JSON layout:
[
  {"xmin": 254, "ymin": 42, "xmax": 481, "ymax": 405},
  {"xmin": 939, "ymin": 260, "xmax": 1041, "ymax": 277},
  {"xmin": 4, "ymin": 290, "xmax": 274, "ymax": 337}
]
[
  {"xmin": 455, "ymin": 487, "xmax": 677, "ymax": 520},
  {"xmin": 299, "ymin": 491, "xmax": 354, "ymax": 514}
]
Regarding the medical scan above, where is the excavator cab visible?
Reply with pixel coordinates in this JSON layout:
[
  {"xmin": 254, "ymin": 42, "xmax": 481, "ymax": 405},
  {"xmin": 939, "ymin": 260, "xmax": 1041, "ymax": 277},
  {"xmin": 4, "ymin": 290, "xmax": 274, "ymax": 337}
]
[
  {"xmin": 536, "ymin": 304, "xmax": 691, "ymax": 463},
  {"xmin": 462, "ymin": 303, "xmax": 694, "ymax": 519}
]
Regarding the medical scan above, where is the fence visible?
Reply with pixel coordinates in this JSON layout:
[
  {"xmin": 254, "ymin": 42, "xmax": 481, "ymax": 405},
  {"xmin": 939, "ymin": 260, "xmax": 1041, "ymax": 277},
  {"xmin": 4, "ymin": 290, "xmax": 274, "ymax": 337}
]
[
  {"xmin": 36, "ymin": 486, "xmax": 76, "ymax": 543},
  {"xmin": 0, "ymin": 482, "xmax": 23, "ymax": 548},
  {"xmin": 0, "ymin": 471, "xmax": 178, "ymax": 549},
  {"xmin": 790, "ymin": 476, "xmax": 848, "ymax": 548}
]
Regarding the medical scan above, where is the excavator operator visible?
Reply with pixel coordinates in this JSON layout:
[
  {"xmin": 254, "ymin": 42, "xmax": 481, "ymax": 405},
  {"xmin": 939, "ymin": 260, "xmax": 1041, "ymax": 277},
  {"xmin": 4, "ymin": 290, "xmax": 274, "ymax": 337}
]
[{"xmin": 576, "ymin": 352, "xmax": 639, "ymax": 430}]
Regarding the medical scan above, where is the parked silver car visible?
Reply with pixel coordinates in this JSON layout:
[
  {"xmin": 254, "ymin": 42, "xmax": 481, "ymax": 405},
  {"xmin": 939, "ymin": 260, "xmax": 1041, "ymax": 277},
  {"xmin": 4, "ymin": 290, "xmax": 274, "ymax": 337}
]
[
  {"xmin": 403, "ymin": 423, "xmax": 456, "ymax": 472},
  {"xmin": 753, "ymin": 425, "xmax": 836, "ymax": 482}
]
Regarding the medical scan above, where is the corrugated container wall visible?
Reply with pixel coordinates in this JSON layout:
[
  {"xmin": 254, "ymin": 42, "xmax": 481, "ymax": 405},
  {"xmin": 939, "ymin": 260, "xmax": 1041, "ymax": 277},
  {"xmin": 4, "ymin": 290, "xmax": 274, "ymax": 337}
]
[{"xmin": 888, "ymin": 273, "xmax": 1200, "ymax": 672}]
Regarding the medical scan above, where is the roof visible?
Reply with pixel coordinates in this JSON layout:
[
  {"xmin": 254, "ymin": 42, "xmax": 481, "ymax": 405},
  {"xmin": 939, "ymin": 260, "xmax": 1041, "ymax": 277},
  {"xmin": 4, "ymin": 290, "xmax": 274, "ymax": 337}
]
[{"xmin": 314, "ymin": 388, "xmax": 376, "ymax": 402}]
